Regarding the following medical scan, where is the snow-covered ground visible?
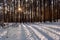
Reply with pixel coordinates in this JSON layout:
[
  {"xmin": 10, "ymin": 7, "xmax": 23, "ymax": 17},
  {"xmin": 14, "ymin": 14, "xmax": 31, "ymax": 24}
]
[{"xmin": 0, "ymin": 22, "xmax": 60, "ymax": 40}]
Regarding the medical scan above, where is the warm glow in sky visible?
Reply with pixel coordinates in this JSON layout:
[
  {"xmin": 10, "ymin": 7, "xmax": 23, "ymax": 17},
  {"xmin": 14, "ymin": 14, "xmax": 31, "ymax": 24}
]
[{"xmin": 18, "ymin": 7, "xmax": 22, "ymax": 12}]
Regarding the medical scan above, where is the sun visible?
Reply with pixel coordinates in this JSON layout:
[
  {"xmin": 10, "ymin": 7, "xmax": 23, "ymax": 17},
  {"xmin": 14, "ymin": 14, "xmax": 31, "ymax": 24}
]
[{"xmin": 18, "ymin": 7, "xmax": 22, "ymax": 12}]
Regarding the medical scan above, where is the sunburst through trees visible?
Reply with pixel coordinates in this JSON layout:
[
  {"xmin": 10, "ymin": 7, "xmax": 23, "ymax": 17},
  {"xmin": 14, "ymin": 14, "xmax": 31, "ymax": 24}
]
[{"xmin": 0, "ymin": 0, "xmax": 60, "ymax": 22}]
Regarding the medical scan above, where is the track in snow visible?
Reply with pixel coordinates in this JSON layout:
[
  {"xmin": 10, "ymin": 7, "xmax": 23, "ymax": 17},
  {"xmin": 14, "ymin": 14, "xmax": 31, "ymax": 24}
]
[{"xmin": 0, "ymin": 23, "xmax": 60, "ymax": 40}]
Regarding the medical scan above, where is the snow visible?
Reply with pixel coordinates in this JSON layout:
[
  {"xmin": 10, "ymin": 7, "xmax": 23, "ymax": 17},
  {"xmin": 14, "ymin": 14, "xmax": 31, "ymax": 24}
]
[
  {"xmin": 0, "ymin": 22, "xmax": 60, "ymax": 40},
  {"xmin": 28, "ymin": 23, "xmax": 60, "ymax": 40}
]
